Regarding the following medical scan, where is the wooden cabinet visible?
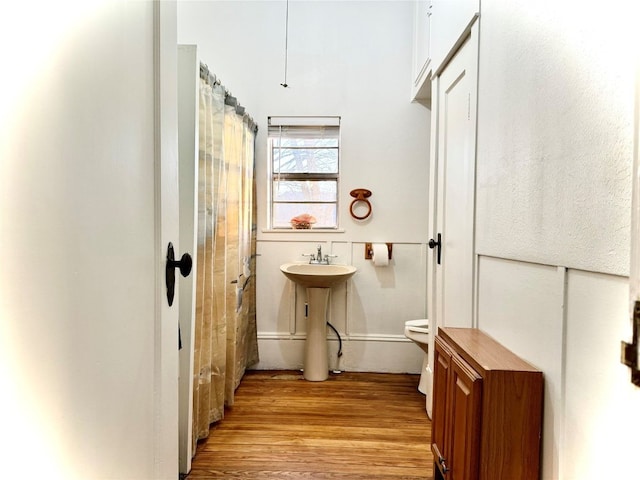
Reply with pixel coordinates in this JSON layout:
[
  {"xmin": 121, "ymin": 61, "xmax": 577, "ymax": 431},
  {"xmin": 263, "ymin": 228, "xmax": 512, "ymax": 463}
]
[{"xmin": 431, "ymin": 328, "xmax": 543, "ymax": 480}]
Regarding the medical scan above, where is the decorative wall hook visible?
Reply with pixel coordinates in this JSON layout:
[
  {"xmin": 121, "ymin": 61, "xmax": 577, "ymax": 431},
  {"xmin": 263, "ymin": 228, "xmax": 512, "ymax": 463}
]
[{"xmin": 349, "ymin": 188, "xmax": 372, "ymax": 220}]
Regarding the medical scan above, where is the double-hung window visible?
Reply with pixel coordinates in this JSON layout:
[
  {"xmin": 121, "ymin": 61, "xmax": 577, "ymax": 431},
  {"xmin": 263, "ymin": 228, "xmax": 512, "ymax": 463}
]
[{"xmin": 268, "ymin": 116, "xmax": 340, "ymax": 229}]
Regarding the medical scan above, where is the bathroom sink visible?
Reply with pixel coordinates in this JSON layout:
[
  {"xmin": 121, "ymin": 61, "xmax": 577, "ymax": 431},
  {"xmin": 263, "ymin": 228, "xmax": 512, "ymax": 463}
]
[
  {"xmin": 280, "ymin": 263, "xmax": 357, "ymax": 288},
  {"xmin": 280, "ymin": 263, "xmax": 357, "ymax": 381}
]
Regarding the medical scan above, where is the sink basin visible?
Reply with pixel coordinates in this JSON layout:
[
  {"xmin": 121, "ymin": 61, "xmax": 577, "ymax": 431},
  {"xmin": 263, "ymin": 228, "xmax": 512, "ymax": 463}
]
[{"xmin": 280, "ymin": 263, "xmax": 357, "ymax": 288}]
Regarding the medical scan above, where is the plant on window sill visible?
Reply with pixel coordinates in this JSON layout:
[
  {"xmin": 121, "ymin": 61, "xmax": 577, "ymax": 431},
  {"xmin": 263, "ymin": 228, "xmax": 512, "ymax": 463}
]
[{"xmin": 290, "ymin": 213, "xmax": 316, "ymax": 230}]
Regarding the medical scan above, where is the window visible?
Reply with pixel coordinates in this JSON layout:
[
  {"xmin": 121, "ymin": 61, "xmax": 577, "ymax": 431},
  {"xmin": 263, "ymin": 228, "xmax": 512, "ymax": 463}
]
[{"xmin": 268, "ymin": 116, "xmax": 340, "ymax": 229}]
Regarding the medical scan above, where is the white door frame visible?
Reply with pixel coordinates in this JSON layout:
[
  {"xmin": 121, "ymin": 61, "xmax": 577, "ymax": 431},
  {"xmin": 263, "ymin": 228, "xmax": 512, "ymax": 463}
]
[
  {"xmin": 625, "ymin": 53, "xmax": 640, "ymax": 383},
  {"xmin": 177, "ymin": 44, "xmax": 200, "ymax": 474},
  {"xmin": 154, "ymin": 1, "xmax": 180, "ymax": 477}
]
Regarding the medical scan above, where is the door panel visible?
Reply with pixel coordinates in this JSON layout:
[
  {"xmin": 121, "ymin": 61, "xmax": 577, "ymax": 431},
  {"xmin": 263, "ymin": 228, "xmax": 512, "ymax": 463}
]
[
  {"xmin": 449, "ymin": 356, "xmax": 482, "ymax": 479},
  {"xmin": 434, "ymin": 22, "xmax": 478, "ymax": 330},
  {"xmin": 432, "ymin": 337, "xmax": 453, "ymax": 466},
  {"xmin": 0, "ymin": 2, "xmax": 179, "ymax": 478}
]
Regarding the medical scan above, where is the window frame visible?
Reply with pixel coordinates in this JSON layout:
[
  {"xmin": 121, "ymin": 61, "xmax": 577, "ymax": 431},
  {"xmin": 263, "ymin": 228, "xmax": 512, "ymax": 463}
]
[{"xmin": 268, "ymin": 116, "xmax": 341, "ymax": 230}]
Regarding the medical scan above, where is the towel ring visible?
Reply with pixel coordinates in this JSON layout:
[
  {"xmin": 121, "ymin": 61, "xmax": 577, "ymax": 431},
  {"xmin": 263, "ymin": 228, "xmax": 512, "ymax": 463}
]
[{"xmin": 349, "ymin": 188, "xmax": 372, "ymax": 220}]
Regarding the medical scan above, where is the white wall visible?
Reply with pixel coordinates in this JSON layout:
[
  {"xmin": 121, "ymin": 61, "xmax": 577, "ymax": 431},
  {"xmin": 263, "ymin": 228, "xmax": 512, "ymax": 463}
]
[
  {"xmin": 475, "ymin": 1, "xmax": 640, "ymax": 479},
  {"xmin": 476, "ymin": 0, "xmax": 634, "ymax": 276},
  {"xmin": 178, "ymin": 1, "xmax": 431, "ymax": 374}
]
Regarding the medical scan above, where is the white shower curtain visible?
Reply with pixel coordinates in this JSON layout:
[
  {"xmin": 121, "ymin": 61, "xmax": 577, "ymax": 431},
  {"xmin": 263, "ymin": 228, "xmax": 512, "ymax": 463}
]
[{"xmin": 192, "ymin": 73, "xmax": 258, "ymax": 449}]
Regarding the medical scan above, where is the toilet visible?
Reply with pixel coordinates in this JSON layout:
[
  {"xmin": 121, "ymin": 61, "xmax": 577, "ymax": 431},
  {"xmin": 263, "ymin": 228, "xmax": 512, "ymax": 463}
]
[{"xmin": 404, "ymin": 319, "xmax": 429, "ymax": 394}]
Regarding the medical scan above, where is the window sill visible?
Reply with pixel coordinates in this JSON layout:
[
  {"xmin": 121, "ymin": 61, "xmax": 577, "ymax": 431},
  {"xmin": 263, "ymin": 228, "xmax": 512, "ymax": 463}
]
[{"xmin": 261, "ymin": 228, "xmax": 346, "ymax": 234}]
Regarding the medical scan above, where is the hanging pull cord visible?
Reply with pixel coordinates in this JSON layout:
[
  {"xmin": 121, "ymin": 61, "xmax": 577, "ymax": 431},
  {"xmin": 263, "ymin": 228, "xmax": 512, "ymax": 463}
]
[{"xmin": 281, "ymin": 0, "xmax": 289, "ymax": 88}]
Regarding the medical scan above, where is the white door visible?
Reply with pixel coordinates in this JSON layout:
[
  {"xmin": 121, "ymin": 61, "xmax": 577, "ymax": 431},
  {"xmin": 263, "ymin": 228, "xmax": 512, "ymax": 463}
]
[
  {"xmin": 426, "ymin": 21, "xmax": 478, "ymax": 417},
  {"xmin": 432, "ymin": 23, "xmax": 478, "ymax": 330},
  {"xmin": 0, "ymin": 2, "xmax": 180, "ymax": 478}
]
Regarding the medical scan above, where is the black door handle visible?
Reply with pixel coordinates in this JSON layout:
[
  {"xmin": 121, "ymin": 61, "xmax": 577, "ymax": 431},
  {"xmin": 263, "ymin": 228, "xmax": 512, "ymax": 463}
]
[
  {"xmin": 166, "ymin": 242, "xmax": 192, "ymax": 306},
  {"xmin": 428, "ymin": 233, "xmax": 442, "ymax": 265}
]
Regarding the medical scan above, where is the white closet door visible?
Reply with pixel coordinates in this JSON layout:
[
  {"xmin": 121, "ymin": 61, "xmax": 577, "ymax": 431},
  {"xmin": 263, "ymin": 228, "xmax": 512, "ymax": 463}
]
[{"xmin": 433, "ymin": 22, "xmax": 478, "ymax": 331}]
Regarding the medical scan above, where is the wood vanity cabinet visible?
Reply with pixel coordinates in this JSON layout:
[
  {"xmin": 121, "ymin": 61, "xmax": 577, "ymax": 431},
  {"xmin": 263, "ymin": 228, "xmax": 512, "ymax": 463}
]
[{"xmin": 431, "ymin": 327, "xmax": 543, "ymax": 480}]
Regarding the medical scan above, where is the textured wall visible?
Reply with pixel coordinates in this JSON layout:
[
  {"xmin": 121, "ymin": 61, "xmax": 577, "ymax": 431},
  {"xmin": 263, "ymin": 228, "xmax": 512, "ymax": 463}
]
[
  {"xmin": 474, "ymin": 1, "xmax": 640, "ymax": 479},
  {"xmin": 475, "ymin": 0, "xmax": 635, "ymax": 276}
]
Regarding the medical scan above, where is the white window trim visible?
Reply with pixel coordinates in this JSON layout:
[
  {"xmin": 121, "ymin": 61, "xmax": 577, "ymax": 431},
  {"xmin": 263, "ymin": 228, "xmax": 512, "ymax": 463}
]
[{"xmin": 267, "ymin": 116, "xmax": 342, "ymax": 231}]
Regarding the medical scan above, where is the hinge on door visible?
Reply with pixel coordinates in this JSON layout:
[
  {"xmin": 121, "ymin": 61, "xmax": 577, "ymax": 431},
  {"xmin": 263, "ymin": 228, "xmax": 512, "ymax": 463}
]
[{"xmin": 621, "ymin": 300, "xmax": 640, "ymax": 387}]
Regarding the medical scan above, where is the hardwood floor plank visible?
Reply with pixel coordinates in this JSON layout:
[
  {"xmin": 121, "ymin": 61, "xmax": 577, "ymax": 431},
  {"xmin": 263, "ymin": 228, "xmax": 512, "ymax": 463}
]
[{"xmin": 187, "ymin": 370, "xmax": 433, "ymax": 480}]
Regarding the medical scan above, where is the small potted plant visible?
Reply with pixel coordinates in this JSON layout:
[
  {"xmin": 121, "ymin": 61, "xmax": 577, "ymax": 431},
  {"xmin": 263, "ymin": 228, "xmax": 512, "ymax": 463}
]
[{"xmin": 290, "ymin": 213, "xmax": 316, "ymax": 229}]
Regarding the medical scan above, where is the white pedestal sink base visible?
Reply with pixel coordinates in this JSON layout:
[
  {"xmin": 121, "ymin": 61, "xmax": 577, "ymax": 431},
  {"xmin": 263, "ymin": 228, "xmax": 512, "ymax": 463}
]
[
  {"xmin": 303, "ymin": 287, "xmax": 331, "ymax": 381},
  {"xmin": 279, "ymin": 263, "xmax": 356, "ymax": 382}
]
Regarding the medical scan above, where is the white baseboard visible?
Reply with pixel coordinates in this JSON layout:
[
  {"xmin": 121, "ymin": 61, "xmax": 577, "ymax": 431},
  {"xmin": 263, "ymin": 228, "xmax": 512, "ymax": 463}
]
[{"xmin": 253, "ymin": 333, "xmax": 425, "ymax": 374}]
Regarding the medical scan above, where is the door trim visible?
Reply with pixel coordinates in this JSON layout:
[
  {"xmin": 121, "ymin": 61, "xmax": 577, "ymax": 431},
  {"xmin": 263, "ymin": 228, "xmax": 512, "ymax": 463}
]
[{"xmin": 153, "ymin": 1, "xmax": 179, "ymax": 478}]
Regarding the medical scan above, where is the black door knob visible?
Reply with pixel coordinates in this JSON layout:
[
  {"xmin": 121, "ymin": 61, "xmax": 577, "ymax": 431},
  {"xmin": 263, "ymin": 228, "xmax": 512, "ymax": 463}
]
[
  {"xmin": 428, "ymin": 233, "xmax": 442, "ymax": 265},
  {"xmin": 166, "ymin": 242, "xmax": 193, "ymax": 306}
]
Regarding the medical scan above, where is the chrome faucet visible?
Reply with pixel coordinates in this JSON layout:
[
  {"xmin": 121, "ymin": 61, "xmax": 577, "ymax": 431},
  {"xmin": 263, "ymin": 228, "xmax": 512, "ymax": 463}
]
[{"xmin": 301, "ymin": 245, "xmax": 339, "ymax": 265}]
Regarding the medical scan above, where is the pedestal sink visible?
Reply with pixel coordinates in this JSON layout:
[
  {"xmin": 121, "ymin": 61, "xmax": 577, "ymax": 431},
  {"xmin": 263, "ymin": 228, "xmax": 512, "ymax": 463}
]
[{"xmin": 280, "ymin": 263, "xmax": 357, "ymax": 381}]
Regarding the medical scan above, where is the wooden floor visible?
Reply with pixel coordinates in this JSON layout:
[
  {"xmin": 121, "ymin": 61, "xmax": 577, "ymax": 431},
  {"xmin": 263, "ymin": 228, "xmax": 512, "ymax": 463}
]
[{"xmin": 186, "ymin": 370, "xmax": 433, "ymax": 480}]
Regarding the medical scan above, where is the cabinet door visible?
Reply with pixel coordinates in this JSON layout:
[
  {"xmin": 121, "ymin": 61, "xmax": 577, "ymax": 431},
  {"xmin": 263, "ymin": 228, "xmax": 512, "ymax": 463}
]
[
  {"xmin": 412, "ymin": 0, "xmax": 432, "ymax": 100},
  {"xmin": 430, "ymin": 0, "xmax": 479, "ymax": 74},
  {"xmin": 431, "ymin": 337, "xmax": 452, "ymax": 472},
  {"xmin": 448, "ymin": 355, "xmax": 482, "ymax": 480}
]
